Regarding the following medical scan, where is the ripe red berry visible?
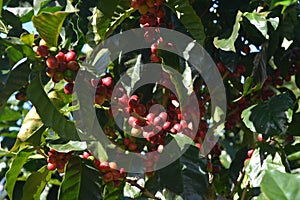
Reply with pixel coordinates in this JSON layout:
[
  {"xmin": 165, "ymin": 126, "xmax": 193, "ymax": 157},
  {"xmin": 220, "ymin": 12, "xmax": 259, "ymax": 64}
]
[
  {"xmin": 150, "ymin": 53, "xmax": 161, "ymax": 63},
  {"xmin": 36, "ymin": 45, "xmax": 49, "ymax": 57},
  {"xmin": 128, "ymin": 95, "xmax": 139, "ymax": 108},
  {"xmin": 47, "ymin": 162, "xmax": 56, "ymax": 171},
  {"xmin": 241, "ymin": 45, "xmax": 250, "ymax": 54},
  {"xmin": 64, "ymin": 82, "xmax": 74, "ymax": 95},
  {"xmin": 46, "ymin": 68, "xmax": 56, "ymax": 77},
  {"xmin": 55, "ymin": 52, "xmax": 66, "ymax": 62},
  {"xmin": 46, "ymin": 56, "xmax": 59, "ymax": 69},
  {"xmin": 123, "ymin": 138, "xmax": 131, "ymax": 146},
  {"xmin": 128, "ymin": 142, "xmax": 138, "ymax": 151},
  {"xmin": 103, "ymin": 172, "xmax": 114, "ymax": 183},
  {"xmin": 247, "ymin": 149, "xmax": 254, "ymax": 157},
  {"xmin": 67, "ymin": 60, "xmax": 79, "ymax": 71},
  {"xmin": 133, "ymin": 104, "xmax": 146, "ymax": 116},
  {"xmin": 102, "ymin": 76, "xmax": 114, "ymax": 88},
  {"xmin": 65, "ymin": 51, "xmax": 77, "ymax": 62},
  {"xmin": 257, "ymin": 134, "xmax": 263, "ymax": 142}
]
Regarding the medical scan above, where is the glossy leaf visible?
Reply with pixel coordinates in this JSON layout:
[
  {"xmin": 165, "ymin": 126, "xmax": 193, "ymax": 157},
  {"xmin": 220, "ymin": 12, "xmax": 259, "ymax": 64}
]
[
  {"xmin": 241, "ymin": 93, "xmax": 294, "ymax": 136},
  {"xmin": 22, "ymin": 166, "xmax": 52, "ymax": 200},
  {"xmin": 260, "ymin": 170, "xmax": 300, "ymax": 200},
  {"xmin": 26, "ymin": 76, "xmax": 79, "ymax": 141},
  {"xmin": 59, "ymin": 157, "xmax": 102, "ymax": 200},
  {"xmin": 17, "ymin": 89, "xmax": 72, "ymax": 146},
  {"xmin": 158, "ymin": 145, "xmax": 208, "ymax": 199},
  {"xmin": 0, "ymin": 105, "xmax": 22, "ymax": 122},
  {"xmin": 48, "ymin": 141, "xmax": 87, "ymax": 153},
  {"xmin": 165, "ymin": 0, "xmax": 205, "ymax": 45},
  {"xmin": 0, "ymin": 58, "xmax": 30, "ymax": 109},
  {"xmin": 213, "ymin": 11, "xmax": 242, "ymax": 52},
  {"xmin": 5, "ymin": 150, "xmax": 32, "ymax": 200},
  {"xmin": 245, "ymin": 149, "xmax": 285, "ymax": 187},
  {"xmin": 32, "ymin": 11, "xmax": 74, "ymax": 47},
  {"xmin": 270, "ymin": 0, "xmax": 298, "ymax": 11}
]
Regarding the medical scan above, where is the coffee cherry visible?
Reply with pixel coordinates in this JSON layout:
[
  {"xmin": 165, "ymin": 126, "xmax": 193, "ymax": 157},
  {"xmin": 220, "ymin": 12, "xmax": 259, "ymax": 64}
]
[
  {"xmin": 128, "ymin": 95, "xmax": 140, "ymax": 108},
  {"xmin": 102, "ymin": 76, "xmax": 114, "ymax": 88},
  {"xmin": 94, "ymin": 94, "xmax": 105, "ymax": 105},
  {"xmin": 138, "ymin": 4, "xmax": 149, "ymax": 14},
  {"xmin": 64, "ymin": 82, "xmax": 74, "ymax": 95},
  {"xmin": 103, "ymin": 172, "xmax": 114, "ymax": 183},
  {"xmin": 47, "ymin": 163, "xmax": 56, "ymax": 171},
  {"xmin": 65, "ymin": 51, "xmax": 77, "ymax": 62},
  {"xmin": 109, "ymin": 162, "xmax": 118, "ymax": 170},
  {"xmin": 46, "ymin": 68, "xmax": 56, "ymax": 77},
  {"xmin": 133, "ymin": 104, "xmax": 146, "ymax": 116},
  {"xmin": 36, "ymin": 45, "xmax": 49, "ymax": 57},
  {"xmin": 128, "ymin": 142, "xmax": 138, "ymax": 151},
  {"xmin": 15, "ymin": 92, "xmax": 26, "ymax": 101},
  {"xmin": 150, "ymin": 53, "xmax": 161, "ymax": 63},
  {"xmin": 67, "ymin": 60, "xmax": 79, "ymax": 71},
  {"xmin": 57, "ymin": 62, "xmax": 67, "ymax": 72},
  {"xmin": 247, "ymin": 149, "xmax": 254, "ymax": 157},
  {"xmin": 257, "ymin": 134, "xmax": 263, "ymax": 142},
  {"xmin": 123, "ymin": 138, "xmax": 131, "ymax": 146},
  {"xmin": 52, "ymin": 72, "xmax": 64, "ymax": 83},
  {"xmin": 63, "ymin": 69, "xmax": 76, "ymax": 82},
  {"xmin": 55, "ymin": 52, "xmax": 66, "ymax": 62},
  {"xmin": 46, "ymin": 56, "xmax": 59, "ymax": 69}
]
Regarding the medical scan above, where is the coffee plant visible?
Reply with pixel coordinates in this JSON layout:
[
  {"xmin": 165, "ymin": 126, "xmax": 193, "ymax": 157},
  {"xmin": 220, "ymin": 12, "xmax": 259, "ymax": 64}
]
[{"xmin": 0, "ymin": 0, "xmax": 300, "ymax": 199}]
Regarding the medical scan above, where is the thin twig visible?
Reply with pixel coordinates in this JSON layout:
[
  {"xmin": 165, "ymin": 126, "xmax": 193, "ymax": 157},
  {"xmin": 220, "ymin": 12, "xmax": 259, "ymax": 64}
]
[{"xmin": 125, "ymin": 178, "xmax": 160, "ymax": 200}]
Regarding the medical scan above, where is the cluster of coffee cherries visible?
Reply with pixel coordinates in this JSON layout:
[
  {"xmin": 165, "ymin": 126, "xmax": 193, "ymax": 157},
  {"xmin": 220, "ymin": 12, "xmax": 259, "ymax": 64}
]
[
  {"xmin": 35, "ymin": 43, "xmax": 79, "ymax": 95},
  {"xmin": 131, "ymin": 0, "xmax": 175, "ymax": 63},
  {"xmin": 80, "ymin": 152, "xmax": 126, "ymax": 185},
  {"xmin": 91, "ymin": 75, "xmax": 114, "ymax": 105},
  {"xmin": 47, "ymin": 149, "xmax": 74, "ymax": 173}
]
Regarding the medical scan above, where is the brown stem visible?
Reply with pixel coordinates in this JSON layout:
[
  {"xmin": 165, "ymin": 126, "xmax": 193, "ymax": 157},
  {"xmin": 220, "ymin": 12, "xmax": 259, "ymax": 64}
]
[
  {"xmin": 227, "ymin": 168, "xmax": 246, "ymax": 199},
  {"xmin": 125, "ymin": 178, "xmax": 160, "ymax": 200}
]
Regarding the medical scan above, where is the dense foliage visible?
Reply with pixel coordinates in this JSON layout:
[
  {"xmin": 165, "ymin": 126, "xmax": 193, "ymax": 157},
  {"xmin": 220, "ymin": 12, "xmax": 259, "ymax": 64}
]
[{"xmin": 0, "ymin": 0, "xmax": 300, "ymax": 199}]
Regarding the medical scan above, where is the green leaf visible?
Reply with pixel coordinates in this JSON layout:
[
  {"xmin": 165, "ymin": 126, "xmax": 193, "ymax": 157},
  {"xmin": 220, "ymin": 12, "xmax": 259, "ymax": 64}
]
[
  {"xmin": 17, "ymin": 89, "xmax": 72, "ymax": 146},
  {"xmin": 48, "ymin": 141, "xmax": 87, "ymax": 153},
  {"xmin": 22, "ymin": 166, "xmax": 52, "ymax": 200},
  {"xmin": 158, "ymin": 145, "xmax": 208, "ymax": 199},
  {"xmin": 0, "ymin": 105, "xmax": 22, "ymax": 122},
  {"xmin": 0, "ymin": 18, "xmax": 8, "ymax": 34},
  {"xmin": 26, "ymin": 76, "xmax": 79, "ymax": 141},
  {"xmin": 5, "ymin": 150, "xmax": 32, "ymax": 200},
  {"xmin": 32, "ymin": 11, "xmax": 74, "ymax": 47},
  {"xmin": 241, "ymin": 93, "xmax": 294, "ymax": 136},
  {"xmin": 244, "ymin": 12, "xmax": 268, "ymax": 38},
  {"xmin": 260, "ymin": 170, "xmax": 300, "ymax": 200},
  {"xmin": 165, "ymin": 0, "xmax": 205, "ymax": 45},
  {"xmin": 20, "ymin": 33, "xmax": 34, "ymax": 46},
  {"xmin": 17, "ymin": 106, "xmax": 46, "ymax": 146},
  {"xmin": 59, "ymin": 157, "xmax": 102, "ymax": 200},
  {"xmin": 245, "ymin": 149, "xmax": 285, "ymax": 187},
  {"xmin": 287, "ymin": 151, "xmax": 300, "ymax": 161},
  {"xmin": 243, "ymin": 76, "xmax": 254, "ymax": 96},
  {"xmin": 0, "ymin": 58, "xmax": 30, "ymax": 109},
  {"xmin": 6, "ymin": 46, "xmax": 23, "ymax": 63},
  {"xmin": 103, "ymin": 182, "xmax": 125, "ymax": 199},
  {"xmin": 287, "ymin": 112, "xmax": 300, "ymax": 136},
  {"xmin": 213, "ymin": 11, "xmax": 243, "ymax": 52},
  {"xmin": 87, "ymin": 1, "xmax": 133, "ymax": 46},
  {"xmin": 270, "ymin": 0, "xmax": 298, "ymax": 12}
]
